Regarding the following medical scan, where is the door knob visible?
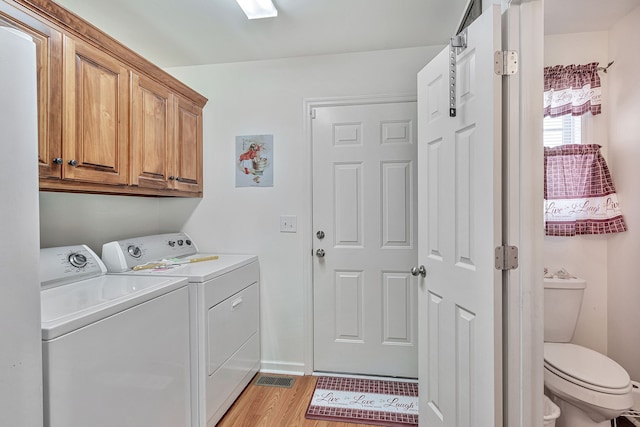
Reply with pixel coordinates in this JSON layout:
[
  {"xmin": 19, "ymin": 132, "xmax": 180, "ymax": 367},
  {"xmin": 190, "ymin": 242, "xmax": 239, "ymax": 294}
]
[
  {"xmin": 411, "ymin": 265, "xmax": 426, "ymax": 278},
  {"xmin": 316, "ymin": 230, "xmax": 325, "ymax": 239},
  {"xmin": 316, "ymin": 249, "xmax": 325, "ymax": 258}
]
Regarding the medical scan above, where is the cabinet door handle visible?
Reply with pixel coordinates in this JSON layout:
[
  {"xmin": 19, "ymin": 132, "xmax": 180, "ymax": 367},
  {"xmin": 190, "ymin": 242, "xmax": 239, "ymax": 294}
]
[
  {"xmin": 231, "ymin": 297, "xmax": 243, "ymax": 310},
  {"xmin": 175, "ymin": 177, "xmax": 182, "ymax": 182},
  {"xmin": 169, "ymin": 176, "xmax": 175, "ymax": 181},
  {"xmin": 52, "ymin": 157, "xmax": 63, "ymax": 165},
  {"xmin": 68, "ymin": 159, "xmax": 78, "ymax": 167}
]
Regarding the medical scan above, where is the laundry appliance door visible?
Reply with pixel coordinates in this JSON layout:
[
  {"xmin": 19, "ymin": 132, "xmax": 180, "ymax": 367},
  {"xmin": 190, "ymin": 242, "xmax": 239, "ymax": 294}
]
[{"xmin": 43, "ymin": 284, "xmax": 192, "ymax": 427}]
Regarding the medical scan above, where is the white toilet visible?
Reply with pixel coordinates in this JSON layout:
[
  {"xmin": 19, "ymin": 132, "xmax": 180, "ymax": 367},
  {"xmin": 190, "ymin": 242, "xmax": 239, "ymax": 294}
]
[{"xmin": 544, "ymin": 277, "xmax": 634, "ymax": 427}]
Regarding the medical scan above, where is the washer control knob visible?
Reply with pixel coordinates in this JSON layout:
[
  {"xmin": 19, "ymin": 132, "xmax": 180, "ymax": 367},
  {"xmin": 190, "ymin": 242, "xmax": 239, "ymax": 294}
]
[
  {"xmin": 177, "ymin": 240, "xmax": 184, "ymax": 246},
  {"xmin": 185, "ymin": 240, "xmax": 192, "ymax": 245},
  {"xmin": 168, "ymin": 241, "xmax": 176, "ymax": 247},
  {"xmin": 127, "ymin": 245, "xmax": 142, "ymax": 258},
  {"xmin": 68, "ymin": 253, "xmax": 88, "ymax": 268}
]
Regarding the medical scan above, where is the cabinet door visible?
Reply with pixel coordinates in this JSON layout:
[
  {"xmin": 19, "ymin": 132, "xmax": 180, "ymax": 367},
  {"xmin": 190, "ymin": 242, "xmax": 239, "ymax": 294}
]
[
  {"xmin": 62, "ymin": 35, "xmax": 129, "ymax": 185},
  {"xmin": 172, "ymin": 95, "xmax": 203, "ymax": 194},
  {"xmin": 35, "ymin": 27, "xmax": 63, "ymax": 180},
  {"xmin": 131, "ymin": 73, "xmax": 173, "ymax": 190},
  {"xmin": 0, "ymin": 6, "xmax": 63, "ymax": 180}
]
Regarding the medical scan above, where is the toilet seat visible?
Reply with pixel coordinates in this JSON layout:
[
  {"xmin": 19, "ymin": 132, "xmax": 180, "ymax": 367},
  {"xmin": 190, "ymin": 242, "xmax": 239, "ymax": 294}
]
[{"xmin": 544, "ymin": 343, "xmax": 632, "ymax": 394}]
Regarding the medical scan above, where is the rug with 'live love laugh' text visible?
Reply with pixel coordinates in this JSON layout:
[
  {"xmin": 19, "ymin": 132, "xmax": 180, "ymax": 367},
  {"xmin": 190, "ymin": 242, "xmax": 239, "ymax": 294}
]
[{"xmin": 305, "ymin": 376, "xmax": 418, "ymax": 427}]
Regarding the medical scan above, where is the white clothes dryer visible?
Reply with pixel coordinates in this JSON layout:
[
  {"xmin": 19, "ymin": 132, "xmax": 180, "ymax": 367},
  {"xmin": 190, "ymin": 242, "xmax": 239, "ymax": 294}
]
[
  {"xmin": 101, "ymin": 232, "xmax": 260, "ymax": 427},
  {"xmin": 40, "ymin": 245, "xmax": 192, "ymax": 427}
]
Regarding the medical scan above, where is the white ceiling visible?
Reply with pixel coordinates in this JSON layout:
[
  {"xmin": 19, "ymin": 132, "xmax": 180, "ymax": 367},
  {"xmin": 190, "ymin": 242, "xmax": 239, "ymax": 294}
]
[
  {"xmin": 545, "ymin": 0, "xmax": 640, "ymax": 35},
  {"xmin": 53, "ymin": 0, "xmax": 469, "ymax": 68},
  {"xmin": 52, "ymin": 0, "xmax": 640, "ymax": 69}
]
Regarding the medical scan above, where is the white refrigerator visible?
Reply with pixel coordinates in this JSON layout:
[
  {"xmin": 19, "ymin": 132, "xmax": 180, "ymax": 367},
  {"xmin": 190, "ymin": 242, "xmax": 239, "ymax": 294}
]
[{"xmin": 0, "ymin": 26, "xmax": 44, "ymax": 426}]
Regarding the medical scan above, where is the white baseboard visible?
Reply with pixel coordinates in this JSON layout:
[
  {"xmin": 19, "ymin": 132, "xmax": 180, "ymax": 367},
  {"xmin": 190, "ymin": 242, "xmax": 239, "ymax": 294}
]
[
  {"xmin": 312, "ymin": 371, "xmax": 418, "ymax": 383},
  {"xmin": 260, "ymin": 361, "xmax": 305, "ymax": 376}
]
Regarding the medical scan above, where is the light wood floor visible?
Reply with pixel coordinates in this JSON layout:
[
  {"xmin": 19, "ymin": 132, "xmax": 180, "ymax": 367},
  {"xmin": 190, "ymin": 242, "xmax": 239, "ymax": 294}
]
[
  {"xmin": 217, "ymin": 375, "xmax": 638, "ymax": 427},
  {"xmin": 216, "ymin": 374, "xmax": 383, "ymax": 427}
]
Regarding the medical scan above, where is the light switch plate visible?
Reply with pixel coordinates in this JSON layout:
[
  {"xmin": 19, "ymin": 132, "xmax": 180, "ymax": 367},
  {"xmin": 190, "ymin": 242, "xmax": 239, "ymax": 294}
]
[{"xmin": 280, "ymin": 215, "xmax": 297, "ymax": 233}]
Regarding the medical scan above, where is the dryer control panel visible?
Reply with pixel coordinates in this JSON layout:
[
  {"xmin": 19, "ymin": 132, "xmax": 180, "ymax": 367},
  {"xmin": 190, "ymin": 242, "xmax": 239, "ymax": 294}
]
[
  {"xmin": 40, "ymin": 245, "xmax": 107, "ymax": 289},
  {"xmin": 101, "ymin": 232, "xmax": 198, "ymax": 272}
]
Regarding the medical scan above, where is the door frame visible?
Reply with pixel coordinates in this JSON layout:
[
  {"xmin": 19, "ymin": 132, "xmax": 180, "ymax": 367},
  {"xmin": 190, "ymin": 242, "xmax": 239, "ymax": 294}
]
[
  {"xmin": 302, "ymin": 3, "xmax": 544, "ymax": 415},
  {"xmin": 501, "ymin": 1, "xmax": 544, "ymax": 426},
  {"xmin": 303, "ymin": 93, "xmax": 417, "ymax": 375}
]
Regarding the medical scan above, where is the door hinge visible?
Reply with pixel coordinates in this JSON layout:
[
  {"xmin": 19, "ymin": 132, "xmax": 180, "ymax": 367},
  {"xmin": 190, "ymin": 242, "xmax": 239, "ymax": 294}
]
[
  {"xmin": 494, "ymin": 51, "xmax": 518, "ymax": 75},
  {"xmin": 495, "ymin": 245, "xmax": 518, "ymax": 270},
  {"xmin": 311, "ymin": 109, "xmax": 316, "ymax": 119}
]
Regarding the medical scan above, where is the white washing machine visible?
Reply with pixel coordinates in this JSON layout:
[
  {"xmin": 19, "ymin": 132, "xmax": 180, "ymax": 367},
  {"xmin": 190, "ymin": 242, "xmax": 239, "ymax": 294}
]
[
  {"xmin": 101, "ymin": 233, "xmax": 260, "ymax": 427},
  {"xmin": 40, "ymin": 245, "xmax": 192, "ymax": 427}
]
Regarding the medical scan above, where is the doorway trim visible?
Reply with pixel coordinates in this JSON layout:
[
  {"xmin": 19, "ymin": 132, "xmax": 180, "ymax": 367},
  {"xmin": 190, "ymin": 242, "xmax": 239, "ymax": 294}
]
[
  {"xmin": 502, "ymin": 1, "xmax": 544, "ymax": 426},
  {"xmin": 302, "ymin": 93, "xmax": 417, "ymax": 375},
  {"xmin": 301, "ymin": 3, "xmax": 542, "ymax": 423}
]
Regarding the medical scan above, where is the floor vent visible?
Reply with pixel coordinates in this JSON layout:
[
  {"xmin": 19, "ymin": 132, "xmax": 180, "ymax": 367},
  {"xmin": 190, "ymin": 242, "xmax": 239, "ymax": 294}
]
[{"xmin": 255, "ymin": 375, "xmax": 296, "ymax": 388}]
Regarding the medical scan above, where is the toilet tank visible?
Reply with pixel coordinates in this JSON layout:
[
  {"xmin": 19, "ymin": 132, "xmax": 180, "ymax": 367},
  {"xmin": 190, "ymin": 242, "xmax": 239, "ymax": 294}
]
[{"xmin": 544, "ymin": 278, "xmax": 586, "ymax": 342}]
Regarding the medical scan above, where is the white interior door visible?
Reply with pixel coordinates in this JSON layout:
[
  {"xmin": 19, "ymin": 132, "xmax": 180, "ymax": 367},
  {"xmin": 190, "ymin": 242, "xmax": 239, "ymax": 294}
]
[
  {"xmin": 417, "ymin": 5, "xmax": 502, "ymax": 426},
  {"xmin": 312, "ymin": 101, "xmax": 418, "ymax": 378}
]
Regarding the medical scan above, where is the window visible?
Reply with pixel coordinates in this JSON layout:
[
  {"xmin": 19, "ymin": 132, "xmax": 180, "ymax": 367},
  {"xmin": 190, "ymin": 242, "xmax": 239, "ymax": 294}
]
[{"xmin": 543, "ymin": 115, "xmax": 582, "ymax": 147}]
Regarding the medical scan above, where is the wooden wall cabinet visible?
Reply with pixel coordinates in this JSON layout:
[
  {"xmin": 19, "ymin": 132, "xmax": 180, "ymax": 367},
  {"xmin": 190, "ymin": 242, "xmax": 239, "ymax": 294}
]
[
  {"xmin": 172, "ymin": 95, "xmax": 203, "ymax": 194},
  {"xmin": 62, "ymin": 35, "xmax": 130, "ymax": 186},
  {"xmin": 0, "ymin": 3, "xmax": 63, "ymax": 180},
  {"xmin": 130, "ymin": 74, "xmax": 203, "ymax": 195},
  {"xmin": 3, "ymin": 0, "xmax": 207, "ymax": 197},
  {"xmin": 131, "ymin": 72, "xmax": 173, "ymax": 191}
]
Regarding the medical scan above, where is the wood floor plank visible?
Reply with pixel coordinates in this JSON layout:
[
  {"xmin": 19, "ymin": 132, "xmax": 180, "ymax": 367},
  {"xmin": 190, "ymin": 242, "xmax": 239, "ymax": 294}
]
[{"xmin": 217, "ymin": 374, "xmax": 384, "ymax": 427}]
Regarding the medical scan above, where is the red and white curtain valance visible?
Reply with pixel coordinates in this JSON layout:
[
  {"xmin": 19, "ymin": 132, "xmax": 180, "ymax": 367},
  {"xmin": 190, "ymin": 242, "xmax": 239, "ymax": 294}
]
[
  {"xmin": 544, "ymin": 144, "xmax": 626, "ymax": 236},
  {"xmin": 543, "ymin": 62, "xmax": 602, "ymax": 117}
]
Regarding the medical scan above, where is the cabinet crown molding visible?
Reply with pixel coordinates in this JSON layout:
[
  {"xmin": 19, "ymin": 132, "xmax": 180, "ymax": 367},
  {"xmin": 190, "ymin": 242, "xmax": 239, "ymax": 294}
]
[{"xmin": 9, "ymin": 0, "xmax": 207, "ymax": 107}]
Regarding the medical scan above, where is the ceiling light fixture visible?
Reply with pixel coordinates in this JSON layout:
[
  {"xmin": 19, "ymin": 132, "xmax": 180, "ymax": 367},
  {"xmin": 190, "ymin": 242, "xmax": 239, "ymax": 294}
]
[{"xmin": 235, "ymin": 0, "xmax": 278, "ymax": 19}]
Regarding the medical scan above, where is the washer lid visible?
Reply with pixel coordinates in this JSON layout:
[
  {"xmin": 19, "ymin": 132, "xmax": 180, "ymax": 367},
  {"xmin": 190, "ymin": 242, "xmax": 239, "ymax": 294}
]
[
  {"xmin": 41, "ymin": 275, "xmax": 188, "ymax": 340},
  {"xmin": 544, "ymin": 343, "xmax": 630, "ymax": 391}
]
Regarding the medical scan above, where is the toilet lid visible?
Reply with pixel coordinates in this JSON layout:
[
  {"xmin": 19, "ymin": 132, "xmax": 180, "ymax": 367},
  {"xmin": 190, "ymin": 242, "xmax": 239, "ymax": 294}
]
[{"xmin": 544, "ymin": 343, "xmax": 631, "ymax": 392}]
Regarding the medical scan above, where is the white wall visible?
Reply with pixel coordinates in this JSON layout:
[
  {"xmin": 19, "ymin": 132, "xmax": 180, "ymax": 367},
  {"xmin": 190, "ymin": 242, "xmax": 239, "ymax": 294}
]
[
  {"xmin": 543, "ymin": 32, "xmax": 610, "ymax": 354},
  {"xmin": 39, "ymin": 46, "xmax": 440, "ymax": 373},
  {"xmin": 165, "ymin": 47, "xmax": 439, "ymax": 372},
  {"xmin": 39, "ymin": 192, "xmax": 199, "ymax": 255},
  {"xmin": 607, "ymin": 5, "xmax": 640, "ymax": 382}
]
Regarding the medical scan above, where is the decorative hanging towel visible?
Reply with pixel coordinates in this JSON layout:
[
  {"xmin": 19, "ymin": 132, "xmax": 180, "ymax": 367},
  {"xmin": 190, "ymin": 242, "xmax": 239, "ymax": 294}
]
[
  {"xmin": 544, "ymin": 144, "xmax": 626, "ymax": 236},
  {"xmin": 543, "ymin": 62, "xmax": 601, "ymax": 117}
]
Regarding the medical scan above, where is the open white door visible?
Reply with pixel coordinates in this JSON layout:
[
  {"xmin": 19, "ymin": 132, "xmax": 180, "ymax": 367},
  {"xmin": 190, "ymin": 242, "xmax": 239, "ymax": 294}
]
[{"xmin": 417, "ymin": 5, "xmax": 502, "ymax": 427}]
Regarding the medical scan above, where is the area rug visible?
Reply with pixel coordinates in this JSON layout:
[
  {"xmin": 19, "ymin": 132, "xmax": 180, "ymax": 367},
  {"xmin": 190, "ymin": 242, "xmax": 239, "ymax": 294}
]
[{"xmin": 305, "ymin": 376, "xmax": 418, "ymax": 426}]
